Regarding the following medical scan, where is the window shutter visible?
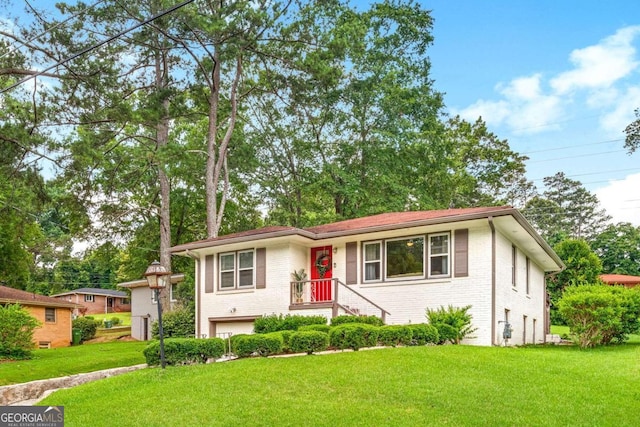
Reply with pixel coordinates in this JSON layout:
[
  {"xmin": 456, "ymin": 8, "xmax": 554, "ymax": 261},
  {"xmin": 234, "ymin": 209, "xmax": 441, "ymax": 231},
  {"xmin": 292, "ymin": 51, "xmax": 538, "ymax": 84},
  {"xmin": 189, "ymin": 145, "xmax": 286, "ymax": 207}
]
[
  {"xmin": 255, "ymin": 248, "xmax": 266, "ymax": 289},
  {"xmin": 454, "ymin": 229, "xmax": 469, "ymax": 277},
  {"xmin": 345, "ymin": 242, "xmax": 357, "ymax": 285},
  {"xmin": 205, "ymin": 255, "xmax": 214, "ymax": 293}
]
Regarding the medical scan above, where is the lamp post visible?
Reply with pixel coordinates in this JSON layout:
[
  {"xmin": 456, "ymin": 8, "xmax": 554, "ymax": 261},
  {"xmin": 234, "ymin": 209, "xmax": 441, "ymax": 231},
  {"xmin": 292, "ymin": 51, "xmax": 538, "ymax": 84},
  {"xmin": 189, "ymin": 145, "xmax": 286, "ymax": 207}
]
[{"xmin": 144, "ymin": 261, "xmax": 171, "ymax": 369}]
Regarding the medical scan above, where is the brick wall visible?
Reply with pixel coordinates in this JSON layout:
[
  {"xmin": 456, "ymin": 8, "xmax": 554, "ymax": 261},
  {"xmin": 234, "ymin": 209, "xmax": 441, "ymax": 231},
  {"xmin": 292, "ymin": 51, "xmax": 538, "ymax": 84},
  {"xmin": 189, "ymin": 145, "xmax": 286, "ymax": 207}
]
[{"xmin": 26, "ymin": 305, "xmax": 73, "ymax": 348}]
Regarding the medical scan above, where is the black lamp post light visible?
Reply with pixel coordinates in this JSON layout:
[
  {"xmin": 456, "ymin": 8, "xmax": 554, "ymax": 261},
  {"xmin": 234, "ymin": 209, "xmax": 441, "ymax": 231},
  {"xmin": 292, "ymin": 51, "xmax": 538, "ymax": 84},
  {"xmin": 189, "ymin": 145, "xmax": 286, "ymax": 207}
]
[{"xmin": 144, "ymin": 261, "xmax": 171, "ymax": 369}]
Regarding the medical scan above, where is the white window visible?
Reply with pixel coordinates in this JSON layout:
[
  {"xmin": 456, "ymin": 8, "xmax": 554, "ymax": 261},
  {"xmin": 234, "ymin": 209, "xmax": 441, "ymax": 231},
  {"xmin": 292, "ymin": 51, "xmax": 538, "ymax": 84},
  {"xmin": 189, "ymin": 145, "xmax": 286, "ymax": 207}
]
[
  {"xmin": 386, "ymin": 236, "xmax": 424, "ymax": 280},
  {"xmin": 363, "ymin": 242, "xmax": 382, "ymax": 282},
  {"xmin": 219, "ymin": 250, "xmax": 254, "ymax": 290},
  {"xmin": 84, "ymin": 294, "xmax": 95, "ymax": 302},
  {"xmin": 170, "ymin": 283, "xmax": 177, "ymax": 302},
  {"xmin": 526, "ymin": 258, "xmax": 531, "ymax": 295},
  {"xmin": 512, "ymin": 245, "xmax": 517, "ymax": 287},
  {"xmin": 428, "ymin": 233, "xmax": 450, "ymax": 278},
  {"xmin": 151, "ymin": 289, "xmax": 157, "ymax": 304}
]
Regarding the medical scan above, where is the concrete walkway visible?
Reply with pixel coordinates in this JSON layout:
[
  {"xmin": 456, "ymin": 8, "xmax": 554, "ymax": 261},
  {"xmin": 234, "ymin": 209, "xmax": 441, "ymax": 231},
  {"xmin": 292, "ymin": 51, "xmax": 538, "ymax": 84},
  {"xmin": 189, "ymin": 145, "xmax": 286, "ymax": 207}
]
[{"xmin": 0, "ymin": 364, "xmax": 147, "ymax": 406}]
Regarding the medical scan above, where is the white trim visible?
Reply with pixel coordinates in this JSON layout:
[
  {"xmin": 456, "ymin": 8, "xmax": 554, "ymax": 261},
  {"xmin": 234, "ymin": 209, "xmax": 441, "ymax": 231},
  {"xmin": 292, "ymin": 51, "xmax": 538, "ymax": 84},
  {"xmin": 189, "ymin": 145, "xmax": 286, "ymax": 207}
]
[
  {"xmin": 427, "ymin": 232, "xmax": 451, "ymax": 279},
  {"xmin": 385, "ymin": 235, "xmax": 425, "ymax": 281}
]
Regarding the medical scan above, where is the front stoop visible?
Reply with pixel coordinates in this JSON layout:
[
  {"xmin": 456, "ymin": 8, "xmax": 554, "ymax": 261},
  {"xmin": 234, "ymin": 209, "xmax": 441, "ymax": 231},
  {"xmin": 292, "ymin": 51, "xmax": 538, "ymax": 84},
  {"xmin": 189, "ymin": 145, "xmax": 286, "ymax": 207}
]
[{"xmin": 0, "ymin": 364, "xmax": 147, "ymax": 406}]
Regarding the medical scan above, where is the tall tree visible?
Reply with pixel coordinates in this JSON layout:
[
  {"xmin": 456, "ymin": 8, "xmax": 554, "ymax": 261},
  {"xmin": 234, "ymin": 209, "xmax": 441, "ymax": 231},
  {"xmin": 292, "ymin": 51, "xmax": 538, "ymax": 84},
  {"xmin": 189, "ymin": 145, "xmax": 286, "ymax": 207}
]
[
  {"xmin": 590, "ymin": 223, "xmax": 640, "ymax": 276},
  {"xmin": 523, "ymin": 172, "xmax": 611, "ymax": 242}
]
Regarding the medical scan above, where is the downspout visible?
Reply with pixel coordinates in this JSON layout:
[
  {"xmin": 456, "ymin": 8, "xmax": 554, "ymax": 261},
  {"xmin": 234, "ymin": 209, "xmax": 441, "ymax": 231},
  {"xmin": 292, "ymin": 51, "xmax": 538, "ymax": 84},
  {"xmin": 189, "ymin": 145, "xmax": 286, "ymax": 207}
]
[
  {"xmin": 185, "ymin": 250, "xmax": 200, "ymax": 338},
  {"xmin": 488, "ymin": 216, "xmax": 497, "ymax": 345}
]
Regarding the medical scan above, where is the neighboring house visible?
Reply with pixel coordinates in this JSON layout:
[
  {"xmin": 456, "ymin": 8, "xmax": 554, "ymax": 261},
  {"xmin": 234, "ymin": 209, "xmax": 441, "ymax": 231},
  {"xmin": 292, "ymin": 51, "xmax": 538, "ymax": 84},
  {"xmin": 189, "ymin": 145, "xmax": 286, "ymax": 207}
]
[
  {"xmin": 0, "ymin": 285, "xmax": 80, "ymax": 348},
  {"xmin": 52, "ymin": 288, "xmax": 131, "ymax": 316},
  {"xmin": 171, "ymin": 206, "xmax": 565, "ymax": 346},
  {"xmin": 600, "ymin": 274, "xmax": 640, "ymax": 288},
  {"xmin": 117, "ymin": 274, "xmax": 185, "ymax": 341}
]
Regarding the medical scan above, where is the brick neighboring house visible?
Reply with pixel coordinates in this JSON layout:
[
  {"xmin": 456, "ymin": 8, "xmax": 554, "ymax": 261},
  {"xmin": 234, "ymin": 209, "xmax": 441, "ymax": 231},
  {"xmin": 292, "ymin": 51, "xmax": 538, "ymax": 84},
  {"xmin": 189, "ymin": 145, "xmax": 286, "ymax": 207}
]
[
  {"xmin": 600, "ymin": 274, "xmax": 640, "ymax": 288},
  {"xmin": 52, "ymin": 288, "xmax": 131, "ymax": 316},
  {"xmin": 0, "ymin": 285, "xmax": 80, "ymax": 348}
]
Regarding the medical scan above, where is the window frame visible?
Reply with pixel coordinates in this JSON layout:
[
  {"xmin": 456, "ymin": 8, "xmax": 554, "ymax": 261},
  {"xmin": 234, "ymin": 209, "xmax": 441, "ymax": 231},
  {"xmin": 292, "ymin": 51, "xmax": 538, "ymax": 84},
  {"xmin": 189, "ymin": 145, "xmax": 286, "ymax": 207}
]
[
  {"xmin": 151, "ymin": 289, "xmax": 157, "ymax": 304},
  {"xmin": 362, "ymin": 241, "xmax": 382, "ymax": 283},
  {"xmin": 45, "ymin": 307, "xmax": 56, "ymax": 323},
  {"xmin": 427, "ymin": 232, "xmax": 451, "ymax": 279},
  {"xmin": 218, "ymin": 249, "xmax": 255, "ymax": 291},
  {"xmin": 84, "ymin": 294, "xmax": 95, "ymax": 303},
  {"xmin": 511, "ymin": 245, "xmax": 517, "ymax": 288},
  {"xmin": 170, "ymin": 283, "xmax": 177, "ymax": 302},
  {"xmin": 525, "ymin": 257, "xmax": 531, "ymax": 295},
  {"xmin": 385, "ymin": 235, "xmax": 425, "ymax": 281}
]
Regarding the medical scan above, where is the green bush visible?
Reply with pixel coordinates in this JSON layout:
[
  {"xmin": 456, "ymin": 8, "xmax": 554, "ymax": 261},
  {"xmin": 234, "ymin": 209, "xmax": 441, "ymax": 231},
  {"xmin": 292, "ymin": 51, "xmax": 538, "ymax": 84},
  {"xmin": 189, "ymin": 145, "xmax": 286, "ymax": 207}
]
[
  {"xmin": 253, "ymin": 314, "xmax": 327, "ymax": 333},
  {"xmin": 559, "ymin": 285, "xmax": 640, "ymax": 348},
  {"xmin": 298, "ymin": 324, "xmax": 331, "ymax": 334},
  {"xmin": 331, "ymin": 315, "xmax": 384, "ymax": 327},
  {"xmin": 0, "ymin": 304, "xmax": 41, "ymax": 360},
  {"xmin": 289, "ymin": 331, "xmax": 329, "ymax": 354},
  {"xmin": 408, "ymin": 324, "xmax": 440, "ymax": 345},
  {"xmin": 72, "ymin": 316, "xmax": 101, "ymax": 342},
  {"xmin": 329, "ymin": 323, "xmax": 379, "ymax": 351},
  {"xmin": 231, "ymin": 333, "xmax": 283, "ymax": 357},
  {"xmin": 143, "ymin": 338, "xmax": 225, "ymax": 366},
  {"xmin": 152, "ymin": 308, "xmax": 195, "ymax": 339},
  {"xmin": 426, "ymin": 305, "xmax": 477, "ymax": 344},
  {"xmin": 109, "ymin": 317, "xmax": 121, "ymax": 326},
  {"xmin": 378, "ymin": 325, "xmax": 413, "ymax": 347}
]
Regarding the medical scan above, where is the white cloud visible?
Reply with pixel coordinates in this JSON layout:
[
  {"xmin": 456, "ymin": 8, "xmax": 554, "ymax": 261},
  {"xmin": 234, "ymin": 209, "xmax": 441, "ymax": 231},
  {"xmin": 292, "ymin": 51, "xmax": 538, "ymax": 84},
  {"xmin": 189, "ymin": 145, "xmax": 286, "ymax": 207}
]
[
  {"xmin": 550, "ymin": 26, "xmax": 640, "ymax": 95},
  {"xmin": 594, "ymin": 173, "xmax": 640, "ymax": 226},
  {"xmin": 457, "ymin": 74, "xmax": 563, "ymax": 133},
  {"xmin": 599, "ymin": 86, "xmax": 640, "ymax": 133}
]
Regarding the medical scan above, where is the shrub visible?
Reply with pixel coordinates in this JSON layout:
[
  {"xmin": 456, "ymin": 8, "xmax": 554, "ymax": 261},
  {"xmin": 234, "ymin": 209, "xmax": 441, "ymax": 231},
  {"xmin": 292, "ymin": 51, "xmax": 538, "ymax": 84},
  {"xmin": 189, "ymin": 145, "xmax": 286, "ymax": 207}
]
[
  {"xmin": 152, "ymin": 308, "xmax": 195, "ymax": 339},
  {"xmin": 253, "ymin": 314, "xmax": 327, "ymax": 333},
  {"xmin": 0, "ymin": 304, "xmax": 41, "ymax": 360},
  {"xmin": 143, "ymin": 338, "xmax": 225, "ymax": 366},
  {"xmin": 378, "ymin": 325, "xmax": 413, "ymax": 347},
  {"xmin": 231, "ymin": 333, "xmax": 283, "ymax": 357},
  {"xmin": 289, "ymin": 331, "xmax": 329, "ymax": 354},
  {"xmin": 329, "ymin": 323, "xmax": 379, "ymax": 351},
  {"xmin": 109, "ymin": 317, "xmax": 121, "ymax": 326},
  {"xmin": 298, "ymin": 324, "xmax": 331, "ymax": 334},
  {"xmin": 426, "ymin": 305, "xmax": 477, "ymax": 344},
  {"xmin": 331, "ymin": 315, "xmax": 384, "ymax": 327},
  {"xmin": 73, "ymin": 316, "xmax": 101, "ymax": 342},
  {"xmin": 408, "ymin": 324, "xmax": 440, "ymax": 345},
  {"xmin": 558, "ymin": 285, "xmax": 640, "ymax": 348}
]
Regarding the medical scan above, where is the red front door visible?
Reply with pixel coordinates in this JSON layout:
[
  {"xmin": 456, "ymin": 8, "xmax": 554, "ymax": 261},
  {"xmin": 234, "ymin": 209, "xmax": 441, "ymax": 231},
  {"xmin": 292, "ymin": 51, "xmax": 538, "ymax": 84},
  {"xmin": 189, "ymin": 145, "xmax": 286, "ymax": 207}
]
[{"xmin": 311, "ymin": 246, "xmax": 333, "ymax": 302}]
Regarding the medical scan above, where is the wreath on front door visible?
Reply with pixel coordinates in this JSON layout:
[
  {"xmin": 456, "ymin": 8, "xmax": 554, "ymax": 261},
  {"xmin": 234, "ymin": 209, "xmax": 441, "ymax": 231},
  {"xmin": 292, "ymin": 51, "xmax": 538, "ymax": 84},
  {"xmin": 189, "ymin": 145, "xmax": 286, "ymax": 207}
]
[{"xmin": 315, "ymin": 253, "xmax": 332, "ymax": 278}]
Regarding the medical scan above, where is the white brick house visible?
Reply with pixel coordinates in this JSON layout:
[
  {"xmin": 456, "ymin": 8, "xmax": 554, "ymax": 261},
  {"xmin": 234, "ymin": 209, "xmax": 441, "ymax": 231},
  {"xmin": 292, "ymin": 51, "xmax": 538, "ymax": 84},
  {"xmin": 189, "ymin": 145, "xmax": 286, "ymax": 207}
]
[{"xmin": 171, "ymin": 206, "xmax": 564, "ymax": 346}]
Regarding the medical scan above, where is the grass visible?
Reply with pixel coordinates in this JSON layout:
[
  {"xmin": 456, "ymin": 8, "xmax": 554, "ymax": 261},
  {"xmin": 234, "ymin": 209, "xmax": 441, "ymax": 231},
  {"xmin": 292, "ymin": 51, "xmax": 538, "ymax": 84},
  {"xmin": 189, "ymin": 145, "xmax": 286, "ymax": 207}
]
[
  {"xmin": 89, "ymin": 312, "xmax": 132, "ymax": 326},
  {"xmin": 0, "ymin": 341, "xmax": 147, "ymax": 386},
  {"xmin": 40, "ymin": 343, "xmax": 640, "ymax": 427}
]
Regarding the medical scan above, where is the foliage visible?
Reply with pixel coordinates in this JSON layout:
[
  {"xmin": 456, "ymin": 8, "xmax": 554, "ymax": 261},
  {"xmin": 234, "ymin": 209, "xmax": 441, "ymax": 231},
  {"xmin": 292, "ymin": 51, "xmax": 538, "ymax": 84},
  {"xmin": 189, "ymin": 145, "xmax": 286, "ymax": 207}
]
[
  {"xmin": 377, "ymin": 325, "xmax": 413, "ymax": 347},
  {"xmin": 231, "ymin": 333, "xmax": 283, "ymax": 358},
  {"xmin": 151, "ymin": 308, "xmax": 195, "ymax": 339},
  {"xmin": 590, "ymin": 223, "xmax": 640, "ymax": 276},
  {"xmin": 289, "ymin": 331, "xmax": 329, "ymax": 354},
  {"xmin": 0, "ymin": 304, "xmax": 41, "ymax": 359},
  {"xmin": 407, "ymin": 324, "xmax": 440, "ymax": 345},
  {"xmin": 547, "ymin": 239, "xmax": 603, "ymax": 324},
  {"xmin": 330, "ymin": 315, "xmax": 384, "ymax": 327},
  {"xmin": 426, "ymin": 305, "xmax": 477, "ymax": 344},
  {"xmin": 72, "ymin": 316, "xmax": 100, "ymax": 342},
  {"xmin": 624, "ymin": 108, "xmax": 640, "ymax": 153},
  {"xmin": 523, "ymin": 172, "xmax": 611, "ymax": 244},
  {"xmin": 143, "ymin": 338, "xmax": 225, "ymax": 366},
  {"xmin": 298, "ymin": 324, "xmax": 331, "ymax": 334},
  {"xmin": 328, "ymin": 323, "xmax": 379, "ymax": 351},
  {"xmin": 253, "ymin": 314, "xmax": 327, "ymax": 334},
  {"xmin": 558, "ymin": 285, "xmax": 640, "ymax": 348}
]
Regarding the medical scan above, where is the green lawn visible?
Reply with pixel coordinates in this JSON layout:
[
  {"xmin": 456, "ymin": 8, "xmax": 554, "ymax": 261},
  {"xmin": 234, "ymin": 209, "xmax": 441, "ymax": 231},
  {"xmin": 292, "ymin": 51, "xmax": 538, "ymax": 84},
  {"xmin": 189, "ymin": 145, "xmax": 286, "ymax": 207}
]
[
  {"xmin": 0, "ymin": 341, "xmax": 147, "ymax": 386},
  {"xmin": 89, "ymin": 312, "xmax": 132, "ymax": 326},
  {"xmin": 41, "ymin": 343, "xmax": 640, "ymax": 427}
]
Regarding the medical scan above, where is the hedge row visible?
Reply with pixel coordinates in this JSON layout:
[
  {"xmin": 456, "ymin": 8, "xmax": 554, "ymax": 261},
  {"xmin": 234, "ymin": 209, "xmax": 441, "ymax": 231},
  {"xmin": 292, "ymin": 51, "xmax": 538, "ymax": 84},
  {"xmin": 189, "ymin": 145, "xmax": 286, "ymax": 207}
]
[
  {"xmin": 143, "ymin": 323, "xmax": 441, "ymax": 366},
  {"xmin": 143, "ymin": 338, "xmax": 225, "ymax": 366}
]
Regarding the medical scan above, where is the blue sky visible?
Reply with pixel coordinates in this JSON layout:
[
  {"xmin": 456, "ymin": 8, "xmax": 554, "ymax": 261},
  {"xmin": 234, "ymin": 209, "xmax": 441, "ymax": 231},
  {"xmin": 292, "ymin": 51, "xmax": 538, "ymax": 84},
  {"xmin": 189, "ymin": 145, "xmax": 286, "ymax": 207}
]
[{"xmin": 414, "ymin": 0, "xmax": 640, "ymax": 225}]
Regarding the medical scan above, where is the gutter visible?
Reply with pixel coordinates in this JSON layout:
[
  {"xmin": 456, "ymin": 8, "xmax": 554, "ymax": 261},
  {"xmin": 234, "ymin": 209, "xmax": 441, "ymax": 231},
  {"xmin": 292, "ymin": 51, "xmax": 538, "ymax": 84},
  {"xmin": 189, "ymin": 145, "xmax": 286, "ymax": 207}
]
[{"xmin": 488, "ymin": 216, "xmax": 497, "ymax": 346}]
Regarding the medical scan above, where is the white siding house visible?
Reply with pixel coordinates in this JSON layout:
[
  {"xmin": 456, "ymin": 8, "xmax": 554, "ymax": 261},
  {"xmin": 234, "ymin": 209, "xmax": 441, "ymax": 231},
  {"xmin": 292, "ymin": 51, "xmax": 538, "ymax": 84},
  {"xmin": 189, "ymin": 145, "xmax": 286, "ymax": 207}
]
[
  {"xmin": 171, "ymin": 207, "xmax": 564, "ymax": 346},
  {"xmin": 117, "ymin": 274, "xmax": 184, "ymax": 341}
]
